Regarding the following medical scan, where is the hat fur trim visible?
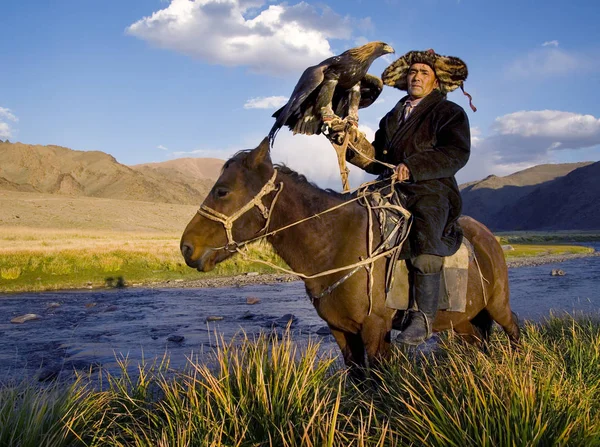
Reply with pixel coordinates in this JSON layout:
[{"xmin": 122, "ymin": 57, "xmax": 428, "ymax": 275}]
[{"xmin": 381, "ymin": 50, "xmax": 468, "ymax": 93}]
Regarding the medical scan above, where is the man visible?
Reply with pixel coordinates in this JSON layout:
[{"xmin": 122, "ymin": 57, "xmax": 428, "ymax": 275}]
[{"xmin": 326, "ymin": 49, "xmax": 473, "ymax": 345}]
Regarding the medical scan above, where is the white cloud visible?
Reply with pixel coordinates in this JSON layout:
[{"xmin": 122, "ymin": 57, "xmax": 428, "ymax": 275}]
[
  {"xmin": 127, "ymin": 0, "xmax": 353, "ymax": 75},
  {"xmin": 506, "ymin": 47, "xmax": 596, "ymax": 78},
  {"xmin": 172, "ymin": 147, "xmax": 238, "ymax": 159},
  {"xmin": 270, "ymin": 124, "xmax": 376, "ymax": 190},
  {"xmin": 0, "ymin": 107, "xmax": 18, "ymax": 139},
  {"xmin": 0, "ymin": 107, "xmax": 18, "ymax": 122},
  {"xmin": 542, "ymin": 40, "xmax": 559, "ymax": 47},
  {"xmin": 244, "ymin": 95, "xmax": 288, "ymax": 109},
  {"xmin": 470, "ymin": 126, "xmax": 482, "ymax": 147},
  {"xmin": 157, "ymin": 144, "xmax": 169, "ymax": 151},
  {"xmin": 0, "ymin": 123, "xmax": 12, "ymax": 139},
  {"xmin": 457, "ymin": 110, "xmax": 600, "ymax": 183}
]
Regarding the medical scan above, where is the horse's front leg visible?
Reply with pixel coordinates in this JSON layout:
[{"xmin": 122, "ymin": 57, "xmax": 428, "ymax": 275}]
[
  {"xmin": 329, "ymin": 326, "xmax": 366, "ymax": 375},
  {"xmin": 360, "ymin": 314, "xmax": 392, "ymax": 368}
]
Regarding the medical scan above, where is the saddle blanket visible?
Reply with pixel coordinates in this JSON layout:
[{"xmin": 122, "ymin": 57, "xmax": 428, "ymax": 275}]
[{"xmin": 385, "ymin": 239, "xmax": 472, "ymax": 313}]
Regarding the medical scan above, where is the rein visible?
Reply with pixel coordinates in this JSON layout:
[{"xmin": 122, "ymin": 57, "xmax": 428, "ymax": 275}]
[{"xmin": 196, "ymin": 168, "xmax": 411, "ymax": 313}]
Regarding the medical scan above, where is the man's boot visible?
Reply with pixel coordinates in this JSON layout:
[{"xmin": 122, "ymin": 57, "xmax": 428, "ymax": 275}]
[{"xmin": 396, "ymin": 271, "xmax": 441, "ymax": 345}]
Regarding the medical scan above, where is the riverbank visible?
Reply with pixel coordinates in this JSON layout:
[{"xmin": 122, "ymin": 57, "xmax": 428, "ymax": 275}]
[
  {"xmin": 1, "ymin": 224, "xmax": 595, "ymax": 293},
  {"xmin": 141, "ymin": 250, "xmax": 600, "ymax": 290}
]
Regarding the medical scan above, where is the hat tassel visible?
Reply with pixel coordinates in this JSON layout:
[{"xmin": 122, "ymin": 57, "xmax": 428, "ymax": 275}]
[{"xmin": 460, "ymin": 84, "xmax": 477, "ymax": 112}]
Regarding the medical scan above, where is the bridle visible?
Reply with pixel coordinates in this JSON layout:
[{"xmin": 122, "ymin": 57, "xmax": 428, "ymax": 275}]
[
  {"xmin": 196, "ymin": 169, "xmax": 282, "ymax": 251},
  {"xmin": 194, "ymin": 167, "xmax": 412, "ymax": 313}
]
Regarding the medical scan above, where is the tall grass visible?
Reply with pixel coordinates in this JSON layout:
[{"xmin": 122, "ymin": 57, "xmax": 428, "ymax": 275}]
[{"xmin": 2, "ymin": 315, "xmax": 600, "ymax": 446}]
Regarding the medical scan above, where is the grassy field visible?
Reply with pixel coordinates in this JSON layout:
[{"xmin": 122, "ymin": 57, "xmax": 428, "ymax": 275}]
[
  {"xmin": 1, "ymin": 314, "xmax": 600, "ymax": 446},
  {"xmin": 0, "ymin": 227, "xmax": 596, "ymax": 293},
  {"xmin": 0, "ymin": 227, "xmax": 286, "ymax": 293},
  {"xmin": 497, "ymin": 231, "xmax": 600, "ymax": 244}
]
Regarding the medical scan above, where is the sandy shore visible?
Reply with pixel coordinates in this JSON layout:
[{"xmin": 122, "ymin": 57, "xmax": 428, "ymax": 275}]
[{"xmin": 144, "ymin": 251, "xmax": 600, "ymax": 290}]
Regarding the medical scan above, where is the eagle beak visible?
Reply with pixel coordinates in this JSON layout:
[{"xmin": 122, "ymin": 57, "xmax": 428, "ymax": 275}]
[{"xmin": 384, "ymin": 45, "xmax": 395, "ymax": 54}]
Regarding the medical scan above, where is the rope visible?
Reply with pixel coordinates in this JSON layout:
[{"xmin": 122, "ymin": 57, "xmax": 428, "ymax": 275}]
[{"xmin": 197, "ymin": 167, "xmax": 411, "ymax": 311}]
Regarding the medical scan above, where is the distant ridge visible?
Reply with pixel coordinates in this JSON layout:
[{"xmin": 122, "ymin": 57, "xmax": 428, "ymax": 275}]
[
  {"xmin": 0, "ymin": 141, "xmax": 223, "ymax": 205},
  {"xmin": 131, "ymin": 158, "xmax": 224, "ymax": 195},
  {"xmin": 492, "ymin": 161, "xmax": 600, "ymax": 231},
  {"xmin": 460, "ymin": 161, "xmax": 599, "ymax": 231},
  {"xmin": 460, "ymin": 162, "xmax": 594, "ymax": 227}
]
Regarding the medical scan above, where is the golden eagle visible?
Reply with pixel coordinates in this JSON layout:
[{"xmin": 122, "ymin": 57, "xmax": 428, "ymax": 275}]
[{"xmin": 268, "ymin": 41, "xmax": 394, "ymax": 146}]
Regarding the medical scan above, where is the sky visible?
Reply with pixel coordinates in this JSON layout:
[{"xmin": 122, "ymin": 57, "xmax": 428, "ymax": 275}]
[{"xmin": 1, "ymin": 0, "xmax": 599, "ymax": 189}]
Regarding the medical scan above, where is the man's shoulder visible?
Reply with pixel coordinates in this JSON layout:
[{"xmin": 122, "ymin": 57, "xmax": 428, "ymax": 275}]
[{"xmin": 435, "ymin": 97, "xmax": 467, "ymax": 115}]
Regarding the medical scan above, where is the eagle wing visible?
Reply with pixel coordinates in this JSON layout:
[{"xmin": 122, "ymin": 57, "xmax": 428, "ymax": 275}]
[
  {"xmin": 268, "ymin": 63, "xmax": 329, "ymax": 146},
  {"xmin": 273, "ymin": 73, "xmax": 384, "ymax": 138},
  {"xmin": 332, "ymin": 74, "xmax": 383, "ymax": 116}
]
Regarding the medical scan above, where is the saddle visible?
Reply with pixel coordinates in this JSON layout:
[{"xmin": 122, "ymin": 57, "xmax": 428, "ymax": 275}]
[{"xmin": 364, "ymin": 181, "xmax": 471, "ymax": 314}]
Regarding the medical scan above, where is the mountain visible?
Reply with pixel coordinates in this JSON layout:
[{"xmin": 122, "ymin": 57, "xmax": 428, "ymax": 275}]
[
  {"xmin": 492, "ymin": 161, "xmax": 600, "ymax": 231},
  {"xmin": 460, "ymin": 161, "xmax": 599, "ymax": 231},
  {"xmin": 0, "ymin": 142, "xmax": 221, "ymax": 205},
  {"xmin": 460, "ymin": 162, "xmax": 593, "ymax": 225},
  {"xmin": 131, "ymin": 158, "xmax": 223, "ymax": 195}
]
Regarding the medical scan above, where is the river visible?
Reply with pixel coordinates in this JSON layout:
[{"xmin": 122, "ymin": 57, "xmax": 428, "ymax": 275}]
[{"xmin": 1, "ymin": 244, "xmax": 599, "ymax": 383}]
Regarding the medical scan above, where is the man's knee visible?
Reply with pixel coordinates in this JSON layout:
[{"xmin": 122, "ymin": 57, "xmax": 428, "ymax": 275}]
[{"xmin": 409, "ymin": 254, "xmax": 443, "ymax": 274}]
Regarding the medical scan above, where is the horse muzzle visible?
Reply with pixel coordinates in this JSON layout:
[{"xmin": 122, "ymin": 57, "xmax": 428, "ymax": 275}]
[{"xmin": 180, "ymin": 242, "xmax": 219, "ymax": 272}]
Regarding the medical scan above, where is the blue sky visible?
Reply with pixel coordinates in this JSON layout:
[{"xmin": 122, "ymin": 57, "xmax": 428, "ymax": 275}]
[{"xmin": 1, "ymin": 0, "xmax": 599, "ymax": 188}]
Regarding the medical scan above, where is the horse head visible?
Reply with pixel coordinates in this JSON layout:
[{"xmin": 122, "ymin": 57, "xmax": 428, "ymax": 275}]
[{"xmin": 180, "ymin": 137, "xmax": 276, "ymax": 271}]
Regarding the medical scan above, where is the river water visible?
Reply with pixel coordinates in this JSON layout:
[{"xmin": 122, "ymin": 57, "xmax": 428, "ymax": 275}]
[{"xmin": 1, "ymin": 244, "xmax": 599, "ymax": 383}]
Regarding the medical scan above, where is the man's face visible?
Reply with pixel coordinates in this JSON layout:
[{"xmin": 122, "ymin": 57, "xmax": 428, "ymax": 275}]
[{"xmin": 407, "ymin": 63, "xmax": 439, "ymax": 99}]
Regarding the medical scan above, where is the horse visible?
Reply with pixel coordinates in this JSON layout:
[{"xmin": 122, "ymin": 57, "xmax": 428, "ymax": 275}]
[{"xmin": 180, "ymin": 137, "xmax": 520, "ymax": 370}]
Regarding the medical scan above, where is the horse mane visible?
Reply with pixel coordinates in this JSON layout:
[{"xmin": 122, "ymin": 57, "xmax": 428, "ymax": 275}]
[
  {"xmin": 274, "ymin": 164, "xmax": 349, "ymax": 200},
  {"xmin": 224, "ymin": 149, "xmax": 350, "ymax": 200}
]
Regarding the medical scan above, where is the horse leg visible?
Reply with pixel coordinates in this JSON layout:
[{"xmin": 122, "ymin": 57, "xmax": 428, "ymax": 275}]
[
  {"xmin": 329, "ymin": 327, "xmax": 367, "ymax": 375},
  {"xmin": 360, "ymin": 314, "xmax": 391, "ymax": 368},
  {"xmin": 470, "ymin": 309, "xmax": 494, "ymax": 343},
  {"xmin": 486, "ymin": 299, "xmax": 521, "ymax": 348},
  {"xmin": 452, "ymin": 320, "xmax": 487, "ymax": 352}
]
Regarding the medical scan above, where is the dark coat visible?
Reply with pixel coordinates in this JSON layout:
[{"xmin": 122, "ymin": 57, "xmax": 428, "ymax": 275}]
[{"xmin": 366, "ymin": 89, "xmax": 471, "ymax": 258}]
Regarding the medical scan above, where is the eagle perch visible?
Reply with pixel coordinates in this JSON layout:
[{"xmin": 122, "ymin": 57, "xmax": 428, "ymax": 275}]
[{"xmin": 268, "ymin": 41, "xmax": 394, "ymax": 146}]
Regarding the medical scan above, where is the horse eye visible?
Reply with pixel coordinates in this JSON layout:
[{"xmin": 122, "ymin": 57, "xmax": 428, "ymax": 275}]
[{"xmin": 214, "ymin": 187, "xmax": 229, "ymax": 199}]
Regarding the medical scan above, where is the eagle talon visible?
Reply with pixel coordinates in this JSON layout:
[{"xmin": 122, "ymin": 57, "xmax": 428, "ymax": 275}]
[{"xmin": 346, "ymin": 117, "xmax": 359, "ymax": 127}]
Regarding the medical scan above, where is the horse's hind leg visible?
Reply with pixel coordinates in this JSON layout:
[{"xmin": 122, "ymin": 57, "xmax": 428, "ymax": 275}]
[
  {"xmin": 470, "ymin": 309, "xmax": 494, "ymax": 343},
  {"xmin": 452, "ymin": 320, "xmax": 486, "ymax": 350},
  {"xmin": 486, "ymin": 300, "xmax": 520, "ymax": 348}
]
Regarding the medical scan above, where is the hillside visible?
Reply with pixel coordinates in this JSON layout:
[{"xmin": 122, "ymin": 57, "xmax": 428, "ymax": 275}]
[
  {"xmin": 492, "ymin": 161, "xmax": 600, "ymax": 231},
  {"xmin": 0, "ymin": 190, "xmax": 197, "ymax": 232},
  {"xmin": 0, "ymin": 142, "xmax": 218, "ymax": 205},
  {"xmin": 460, "ymin": 162, "xmax": 593, "ymax": 225}
]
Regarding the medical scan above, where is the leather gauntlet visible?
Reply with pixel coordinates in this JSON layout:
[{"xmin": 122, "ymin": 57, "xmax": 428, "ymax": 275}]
[{"xmin": 345, "ymin": 126, "xmax": 376, "ymax": 170}]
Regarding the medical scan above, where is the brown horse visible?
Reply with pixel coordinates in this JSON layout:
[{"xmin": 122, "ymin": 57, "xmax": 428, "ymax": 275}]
[{"xmin": 180, "ymin": 138, "xmax": 520, "ymax": 369}]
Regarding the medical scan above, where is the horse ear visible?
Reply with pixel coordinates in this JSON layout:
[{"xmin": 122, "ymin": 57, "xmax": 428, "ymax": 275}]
[{"xmin": 246, "ymin": 137, "xmax": 272, "ymax": 169}]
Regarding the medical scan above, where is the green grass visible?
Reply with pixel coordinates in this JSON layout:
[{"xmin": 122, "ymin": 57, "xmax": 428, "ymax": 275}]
[
  {"xmin": 504, "ymin": 244, "xmax": 595, "ymax": 258},
  {"xmin": 498, "ymin": 231, "xmax": 600, "ymax": 244},
  {"xmin": 2, "ymin": 315, "xmax": 600, "ymax": 446},
  {"xmin": 0, "ymin": 237, "xmax": 287, "ymax": 293},
  {"xmin": 0, "ymin": 227, "xmax": 596, "ymax": 293}
]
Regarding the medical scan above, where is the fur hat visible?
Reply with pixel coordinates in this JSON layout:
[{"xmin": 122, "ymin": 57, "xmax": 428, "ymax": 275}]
[{"xmin": 381, "ymin": 49, "xmax": 468, "ymax": 94}]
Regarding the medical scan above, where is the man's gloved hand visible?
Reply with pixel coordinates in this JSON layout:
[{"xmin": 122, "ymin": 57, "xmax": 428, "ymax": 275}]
[{"xmin": 322, "ymin": 117, "xmax": 348, "ymax": 145}]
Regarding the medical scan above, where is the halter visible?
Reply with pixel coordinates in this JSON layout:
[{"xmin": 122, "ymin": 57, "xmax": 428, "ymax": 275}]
[{"xmin": 196, "ymin": 169, "xmax": 282, "ymax": 251}]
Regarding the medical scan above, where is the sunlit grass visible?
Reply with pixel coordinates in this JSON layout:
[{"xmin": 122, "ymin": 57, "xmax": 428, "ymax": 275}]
[
  {"xmin": 504, "ymin": 244, "xmax": 594, "ymax": 258},
  {"xmin": 0, "ymin": 227, "xmax": 287, "ymax": 293},
  {"xmin": 2, "ymin": 315, "xmax": 600, "ymax": 446},
  {"xmin": 0, "ymin": 226, "xmax": 596, "ymax": 293}
]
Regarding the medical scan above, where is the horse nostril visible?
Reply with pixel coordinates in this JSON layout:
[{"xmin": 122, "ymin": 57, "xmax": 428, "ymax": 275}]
[{"xmin": 181, "ymin": 242, "xmax": 194, "ymax": 260}]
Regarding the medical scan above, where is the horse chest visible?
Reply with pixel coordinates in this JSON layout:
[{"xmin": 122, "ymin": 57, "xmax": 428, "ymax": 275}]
[{"xmin": 311, "ymin": 295, "xmax": 362, "ymax": 334}]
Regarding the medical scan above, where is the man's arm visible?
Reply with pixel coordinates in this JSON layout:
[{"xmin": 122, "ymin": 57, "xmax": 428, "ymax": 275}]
[{"xmin": 402, "ymin": 108, "xmax": 471, "ymax": 182}]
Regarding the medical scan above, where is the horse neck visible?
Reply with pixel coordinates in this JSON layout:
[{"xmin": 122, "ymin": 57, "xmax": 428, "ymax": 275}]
[{"xmin": 266, "ymin": 171, "xmax": 366, "ymax": 275}]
